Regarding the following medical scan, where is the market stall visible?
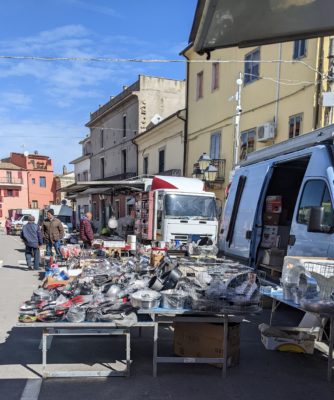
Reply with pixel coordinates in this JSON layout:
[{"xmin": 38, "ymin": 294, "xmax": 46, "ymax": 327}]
[{"xmin": 17, "ymin": 240, "xmax": 262, "ymax": 378}]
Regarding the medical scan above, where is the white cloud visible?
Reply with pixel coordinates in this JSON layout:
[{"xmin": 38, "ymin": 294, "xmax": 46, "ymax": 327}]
[
  {"xmin": 63, "ymin": 0, "xmax": 121, "ymax": 17},
  {"xmin": 0, "ymin": 116, "xmax": 86, "ymax": 172},
  {"xmin": 0, "ymin": 91, "xmax": 32, "ymax": 108}
]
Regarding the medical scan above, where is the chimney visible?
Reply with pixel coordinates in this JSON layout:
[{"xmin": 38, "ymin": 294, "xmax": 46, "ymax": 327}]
[{"xmin": 63, "ymin": 165, "xmax": 67, "ymax": 175}]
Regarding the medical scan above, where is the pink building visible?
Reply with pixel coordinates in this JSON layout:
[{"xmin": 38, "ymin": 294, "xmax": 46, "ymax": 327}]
[
  {"xmin": 0, "ymin": 161, "xmax": 28, "ymax": 224},
  {"xmin": 9, "ymin": 152, "xmax": 55, "ymax": 209}
]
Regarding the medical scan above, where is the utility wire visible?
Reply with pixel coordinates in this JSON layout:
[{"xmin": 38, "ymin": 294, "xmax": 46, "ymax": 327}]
[{"xmin": 0, "ymin": 55, "xmax": 324, "ymax": 76}]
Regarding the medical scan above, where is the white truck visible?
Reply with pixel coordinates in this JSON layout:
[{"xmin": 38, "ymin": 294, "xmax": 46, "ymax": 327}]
[
  {"xmin": 11, "ymin": 209, "xmax": 42, "ymax": 235},
  {"xmin": 135, "ymin": 176, "xmax": 219, "ymax": 244},
  {"xmin": 45, "ymin": 204, "xmax": 73, "ymax": 240}
]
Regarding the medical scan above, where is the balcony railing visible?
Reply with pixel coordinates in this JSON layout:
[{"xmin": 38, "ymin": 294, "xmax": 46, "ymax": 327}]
[
  {"xmin": 0, "ymin": 178, "xmax": 23, "ymax": 184},
  {"xmin": 158, "ymin": 169, "xmax": 182, "ymax": 177}
]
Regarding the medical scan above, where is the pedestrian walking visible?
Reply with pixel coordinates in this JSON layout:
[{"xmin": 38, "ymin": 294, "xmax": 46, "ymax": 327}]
[
  {"xmin": 20, "ymin": 215, "xmax": 43, "ymax": 270},
  {"xmin": 80, "ymin": 212, "xmax": 94, "ymax": 248},
  {"xmin": 4, "ymin": 217, "xmax": 12, "ymax": 235},
  {"xmin": 41, "ymin": 209, "xmax": 64, "ymax": 257}
]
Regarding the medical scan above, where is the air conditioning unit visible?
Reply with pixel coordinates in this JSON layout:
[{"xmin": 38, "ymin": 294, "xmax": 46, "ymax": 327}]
[{"xmin": 257, "ymin": 122, "xmax": 276, "ymax": 142}]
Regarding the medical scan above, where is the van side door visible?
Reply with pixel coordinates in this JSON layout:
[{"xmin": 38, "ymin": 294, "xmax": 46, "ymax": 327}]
[{"xmin": 288, "ymin": 149, "xmax": 334, "ymax": 257}]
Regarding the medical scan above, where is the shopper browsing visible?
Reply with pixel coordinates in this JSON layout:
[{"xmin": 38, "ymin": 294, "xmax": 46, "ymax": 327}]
[
  {"xmin": 42, "ymin": 209, "xmax": 64, "ymax": 257},
  {"xmin": 5, "ymin": 217, "xmax": 12, "ymax": 235},
  {"xmin": 80, "ymin": 211, "xmax": 94, "ymax": 248},
  {"xmin": 20, "ymin": 215, "xmax": 43, "ymax": 270}
]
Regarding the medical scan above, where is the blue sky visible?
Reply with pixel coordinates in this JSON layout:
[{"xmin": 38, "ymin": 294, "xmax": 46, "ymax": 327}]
[{"xmin": 0, "ymin": 0, "xmax": 197, "ymax": 172}]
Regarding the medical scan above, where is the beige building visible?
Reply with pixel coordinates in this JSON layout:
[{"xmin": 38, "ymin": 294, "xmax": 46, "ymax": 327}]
[
  {"xmin": 134, "ymin": 109, "xmax": 186, "ymax": 177},
  {"xmin": 182, "ymin": 15, "xmax": 333, "ymax": 200},
  {"xmin": 54, "ymin": 167, "xmax": 75, "ymax": 205}
]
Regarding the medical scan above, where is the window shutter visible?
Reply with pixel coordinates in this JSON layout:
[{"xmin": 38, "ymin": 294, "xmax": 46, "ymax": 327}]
[
  {"xmin": 3, "ymin": 190, "xmax": 7, "ymax": 197},
  {"xmin": 0, "ymin": 210, "xmax": 2, "ymax": 218},
  {"xmin": 14, "ymin": 190, "xmax": 19, "ymax": 197},
  {"xmin": 18, "ymin": 171, "xmax": 22, "ymax": 179}
]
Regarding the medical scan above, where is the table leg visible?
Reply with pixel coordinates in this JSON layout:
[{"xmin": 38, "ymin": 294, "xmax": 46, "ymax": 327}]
[
  {"xmin": 328, "ymin": 317, "xmax": 334, "ymax": 382},
  {"xmin": 223, "ymin": 315, "xmax": 228, "ymax": 379},
  {"xmin": 153, "ymin": 322, "xmax": 158, "ymax": 378},
  {"xmin": 126, "ymin": 331, "xmax": 131, "ymax": 378},
  {"xmin": 42, "ymin": 330, "xmax": 47, "ymax": 378},
  {"xmin": 270, "ymin": 298, "xmax": 278, "ymax": 326}
]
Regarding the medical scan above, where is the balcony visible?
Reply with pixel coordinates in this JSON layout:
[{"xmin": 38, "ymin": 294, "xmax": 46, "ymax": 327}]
[
  {"xmin": 193, "ymin": 159, "xmax": 226, "ymax": 182},
  {"xmin": 0, "ymin": 177, "xmax": 23, "ymax": 185}
]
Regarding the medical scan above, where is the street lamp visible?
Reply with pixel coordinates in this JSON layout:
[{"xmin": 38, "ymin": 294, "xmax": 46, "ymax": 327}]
[
  {"xmin": 198, "ymin": 152, "xmax": 211, "ymax": 171},
  {"xmin": 204, "ymin": 164, "xmax": 218, "ymax": 182},
  {"xmin": 192, "ymin": 166, "xmax": 204, "ymax": 180}
]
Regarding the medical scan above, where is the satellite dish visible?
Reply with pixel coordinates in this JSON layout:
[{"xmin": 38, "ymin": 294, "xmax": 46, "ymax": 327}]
[{"xmin": 23, "ymin": 151, "xmax": 29, "ymax": 157}]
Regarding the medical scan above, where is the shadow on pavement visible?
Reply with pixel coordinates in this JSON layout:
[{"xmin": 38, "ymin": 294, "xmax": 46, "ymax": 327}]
[{"xmin": 2, "ymin": 264, "xmax": 28, "ymax": 272}]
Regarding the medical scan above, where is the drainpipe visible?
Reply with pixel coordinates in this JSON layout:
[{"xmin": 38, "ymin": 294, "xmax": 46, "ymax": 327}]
[
  {"xmin": 182, "ymin": 53, "xmax": 190, "ymax": 177},
  {"xmin": 274, "ymin": 43, "xmax": 282, "ymax": 141},
  {"xmin": 314, "ymin": 37, "xmax": 324, "ymax": 129}
]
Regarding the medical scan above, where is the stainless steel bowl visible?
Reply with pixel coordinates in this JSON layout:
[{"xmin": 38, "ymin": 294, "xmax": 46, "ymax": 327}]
[{"xmin": 130, "ymin": 290, "xmax": 161, "ymax": 309}]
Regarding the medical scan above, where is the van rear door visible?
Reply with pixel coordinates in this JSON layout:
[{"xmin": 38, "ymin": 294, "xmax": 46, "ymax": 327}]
[
  {"xmin": 220, "ymin": 161, "xmax": 272, "ymax": 264},
  {"xmin": 288, "ymin": 146, "xmax": 334, "ymax": 257}
]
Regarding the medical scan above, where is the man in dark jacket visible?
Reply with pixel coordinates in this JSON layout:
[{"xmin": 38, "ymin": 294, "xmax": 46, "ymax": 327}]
[
  {"xmin": 41, "ymin": 209, "xmax": 64, "ymax": 257},
  {"xmin": 80, "ymin": 212, "xmax": 94, "ymax": 248},
  {"xmin": 21, "ymin": 215, "xmax": 43, "ymax": 270}
]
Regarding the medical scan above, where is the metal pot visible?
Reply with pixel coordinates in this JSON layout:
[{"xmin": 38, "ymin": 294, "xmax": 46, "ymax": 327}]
[
  {"xmin": 162, "ymin": 267, "xmax": 183, "ymax": 290},
  {"xmin": 160, "ymin": 290, "xmax": 188, "ymax": 309},
  {"xmin": 148, "ymin": 276, "xmax": 164, "ymax": 291},
  {"xmin": 130, "ymin": 290, "xmax": 161, "ymax": 309}
]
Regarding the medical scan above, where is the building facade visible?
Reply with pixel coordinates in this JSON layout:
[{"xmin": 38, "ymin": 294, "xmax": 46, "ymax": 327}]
[
  {"xmin": 86, "ymin": 75, "xmax": 185, "ymax": 230},
  {"xmin": 70, "ymin": 136, "xmax": 92, "ymax": 226},
  {"xmin": 9, "ymin": 152, "xmax": 55, "ymax": 210},
  {"xmin": 54, "ymin": 167, "xmax": 75, "ymax": 205},
  {"xmin": 134, "ymin": 110, "xmax": 185, "ymax": 177},
  {"xmin": 0, "ymin": 162, "xmax": 28, "ymax": 224},
  {"xmin": 182, "ymin": 24, "xmax": 333, "ymax": 201}
]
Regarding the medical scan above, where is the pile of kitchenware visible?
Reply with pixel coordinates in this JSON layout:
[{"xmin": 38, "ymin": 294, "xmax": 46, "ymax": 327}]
[{"xmin": 18, "ymin": 254, "xmax": 262, "ymax": 323}]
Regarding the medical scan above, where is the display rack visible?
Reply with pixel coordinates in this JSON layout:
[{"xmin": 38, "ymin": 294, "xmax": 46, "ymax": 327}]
[{"xmin": 134, "ymin": 191, "xmax": 154, "ymax": 241}]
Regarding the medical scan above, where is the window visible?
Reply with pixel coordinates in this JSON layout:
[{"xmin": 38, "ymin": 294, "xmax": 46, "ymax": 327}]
[
  {"xmin": 39, "ymin": 176, "xmax": 46, "ymax": 187},
  {"xmin": 6, "ymin": 171, "xmax": 12, "ymax": 183},
  {"xmin": 100, "ymin": 129, "xmax": 104, "ymax": 148},
  {"xmin": 100, "ymin": 157, "xmax": 105, "ymax": 179},
  {"xmin": 196, "ymin": 71, "xmax": 204, "ymax": 100},
  {"xmin": 244, "ymin": 48, "xmax": 260, "ymax": 84},
  {"xmin": 143, "ymin": 156, "xmax": 149, "ymax": 175},
  {"xmin": 122, "ymin": 150, "xmax": 127, "ymax": 174},
  {"xmin": 289, "ymin": 113, "xmax": 303, "ymax": 139},
  {"xmin": 77, "ymin": 173, "xmax": 81, "ymax": 182},
  {"xmin": 6, "ymin": 189, "xmax": 13, "ymax": 197},
  {"xmin": 240, "ymin": 129, "xmax": 256, "ymax": 160},
  {"xmin": 210, "ymin": 132, "xmax": 221, "ymax": 159},
  {"xmin": 32, "ymin": 200, "xmax": 38, "ymax": 209},
  {"xmin": 298, "ymin": 180, "xmax": 334, "ymax": 226},
  {"xmin": 123, "ymin": 115, "xmax": 127, "ymax": 137},
  {"xmin": 293, "ymin": 40, "xmax": 306, "ymax": 60},
  {"xmin": 18, "ymin": 171, "xmax": 22, "ymax": 181},
  {"xmin": 32, "ymin": 178, "xmax": 35, "ymax": 184},
  {"xmin": 159, "ymin": 149, "xmax": 165, "ymax": 173},
  {"xmin": 211, "ymin": 62, "xmax": 220, "ymax": 91},
  {"xmin": 83, "ymin": 171, "xmax": 88, "ymax": 181}
]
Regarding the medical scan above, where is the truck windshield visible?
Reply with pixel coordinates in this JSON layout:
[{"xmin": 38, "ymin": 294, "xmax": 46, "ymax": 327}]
[
  {"xmin": 14, "ymin": 214, "xmax": 23, "ymax": 220},
  {"xmin": 164, "ymin": 194, "xmax": 216, "ymax": 220},
  {"xmin": 57, "ymin": 215, "xmax": 71, "ymax": 224}
]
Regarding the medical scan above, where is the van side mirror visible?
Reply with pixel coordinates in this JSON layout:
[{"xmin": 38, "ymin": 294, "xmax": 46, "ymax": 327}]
[{"xmin": 307, "ymin": 206, "xmax": 333, "ymax": 233}]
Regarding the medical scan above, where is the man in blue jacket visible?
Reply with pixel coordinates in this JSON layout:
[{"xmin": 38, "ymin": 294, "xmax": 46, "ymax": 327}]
[{"xmin": 21, "ymin": 215, "xmax": 43, "ymax": 270}]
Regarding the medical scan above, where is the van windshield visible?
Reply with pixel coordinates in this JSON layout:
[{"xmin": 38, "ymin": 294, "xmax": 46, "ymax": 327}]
[{"xmin": 164, "ymin": 194, "xmax": 216, "ymax": 220}]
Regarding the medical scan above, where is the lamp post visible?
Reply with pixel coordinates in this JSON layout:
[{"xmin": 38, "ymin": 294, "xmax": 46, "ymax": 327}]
[{"xmin": 192, "ymin": 153, "xmax": 218, "ymax": 187}]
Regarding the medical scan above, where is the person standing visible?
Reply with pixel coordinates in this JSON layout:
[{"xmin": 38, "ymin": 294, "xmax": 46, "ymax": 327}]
[
  {"xmin": 5, "ymin": 217, "xmax": 12, "ymax": 235},
  {"xmin": 21, "ymin": 215, "xmax": 43, "ymax": 270},
  {"xmin": 80, "ymin": 212, "xmax": 94, "ymax": 248},
  {"xmin": 41, "ymin": 209, "xmax": 64, "ymax": 257}
]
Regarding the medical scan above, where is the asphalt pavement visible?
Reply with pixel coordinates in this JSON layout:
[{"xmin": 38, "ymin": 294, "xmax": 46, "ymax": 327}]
[{"xmin": 0, "ymin": 229, "xmax": 333, "ymax": 400}]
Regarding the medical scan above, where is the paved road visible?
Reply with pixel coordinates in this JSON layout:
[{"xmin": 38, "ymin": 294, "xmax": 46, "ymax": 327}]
[{"xmin": 0, "ymin": 229, "xmax": 333, "ymax": 400}]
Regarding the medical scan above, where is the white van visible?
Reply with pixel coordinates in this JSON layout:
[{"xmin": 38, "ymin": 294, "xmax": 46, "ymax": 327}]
[{"xmin": 219, "ymin": 125, "xmax": 334, "ymax": 277}]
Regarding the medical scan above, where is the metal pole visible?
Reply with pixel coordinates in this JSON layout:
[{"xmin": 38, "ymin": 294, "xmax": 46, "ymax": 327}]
[
  {"xmin": 153, "ymin": 321, "xmax": 158, "ymax": 378},
  {"xmin": 223, "ymin": 315, "xmax": 228, "ymax": 378},
  {"xmin": 42, "ymin": 330, "xmax": 47, "ymax": 378},
  {"xmin": 327, "ymin": 316, "xmax": 334, "ymax": 381},
  {"xmin": 233, "ymin": 73, "xmax": 243, "ymax": 168}
]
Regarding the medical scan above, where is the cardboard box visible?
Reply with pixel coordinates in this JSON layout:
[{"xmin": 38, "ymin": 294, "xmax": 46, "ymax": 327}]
[
  {"xmin": 262, "ymin": 248, "xmax": 285, "ymax": 267},
  {"xmin": 266, "ymin": 196, "xmax": 282, "ymax": 213},
  {"xmin": 263, "ymin": 212, "xmax": 280, "ymax": 226},
  {"xmin": 261, "ymin": 225, "xmax": 279, "ymax": 248},
  {"xmin": 173, "ymin": 322, "xmax": 240, "ymax": 368},
  {"xmin": 259, "ymin": 324, "xmax": 315, "ymax": 354}
]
